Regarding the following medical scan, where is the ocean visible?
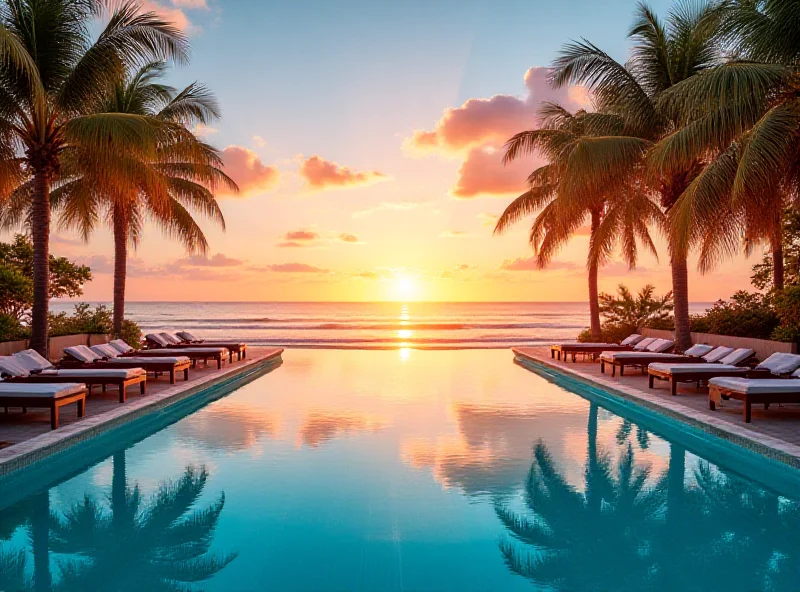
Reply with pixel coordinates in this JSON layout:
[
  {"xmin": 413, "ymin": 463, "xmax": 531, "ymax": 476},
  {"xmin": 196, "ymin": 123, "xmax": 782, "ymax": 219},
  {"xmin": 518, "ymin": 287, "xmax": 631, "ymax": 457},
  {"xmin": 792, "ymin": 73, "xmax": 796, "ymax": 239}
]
[{"xmin": 51, "ymin": 301, "xmax": 712, "ymax": 349}]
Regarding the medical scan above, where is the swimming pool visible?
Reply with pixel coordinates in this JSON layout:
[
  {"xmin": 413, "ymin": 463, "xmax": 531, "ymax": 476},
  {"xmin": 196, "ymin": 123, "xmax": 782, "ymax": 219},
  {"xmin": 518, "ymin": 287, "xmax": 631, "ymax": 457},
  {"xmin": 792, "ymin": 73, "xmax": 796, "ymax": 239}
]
[{"xmin": 1, "ymin": 349, "xmax": 798, "ymax": 591}]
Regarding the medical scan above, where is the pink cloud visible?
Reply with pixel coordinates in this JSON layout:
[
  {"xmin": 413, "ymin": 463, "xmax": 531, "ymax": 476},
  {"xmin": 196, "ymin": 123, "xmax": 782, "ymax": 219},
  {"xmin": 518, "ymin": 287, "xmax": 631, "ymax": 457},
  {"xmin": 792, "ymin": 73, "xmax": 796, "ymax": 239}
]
[
  {"xmin": 268, "ymin": 263, "xmax": 329, "ymax": 273},
  {"xmin": 406, "ymin": 67, "xmax": 590, "ymax": 156},
  {"xmin": 284, "ymin": 230, "xmax": 319, "ymax": 241},
  {"xmin": 453, "ymin": 147, "xmax": 542, "ymax": 198},
  {"xmin": 221, "ymin": 146, "xmax": 280, "ymax": 197},
  {"xmin": 499, "ymin": 257, "xmax": 580, "ymax": 271},
  {"xmin": 299, "ymin": 156, "xmax": 387, "ymax": 190},
  {"xmin": 178, "ymin": 253, "xmax": 244, "ymax": 267},
  {"xmin": 139, "ymin": 1, "xmax": 193, "ymax": 32}
]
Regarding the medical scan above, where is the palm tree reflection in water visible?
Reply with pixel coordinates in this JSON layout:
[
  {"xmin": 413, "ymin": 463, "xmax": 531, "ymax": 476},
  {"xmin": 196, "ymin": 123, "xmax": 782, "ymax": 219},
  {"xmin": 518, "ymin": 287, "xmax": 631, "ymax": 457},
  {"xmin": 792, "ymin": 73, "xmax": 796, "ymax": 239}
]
[
  {"xmin": 48, "ymin": 451, "xmax": 236, "ymax": 591},
  {"xmin": 496, "ymin": 403, "xmax": 800, "ymax": 591}
]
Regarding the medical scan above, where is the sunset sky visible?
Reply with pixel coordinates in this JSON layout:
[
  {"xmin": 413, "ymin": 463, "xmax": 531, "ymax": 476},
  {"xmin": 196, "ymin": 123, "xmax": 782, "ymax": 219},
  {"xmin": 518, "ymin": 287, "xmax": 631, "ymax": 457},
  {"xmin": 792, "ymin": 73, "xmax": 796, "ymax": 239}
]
[{"xmin": 36, "ymin": 0, "xmax": 754, "ymax": 302}]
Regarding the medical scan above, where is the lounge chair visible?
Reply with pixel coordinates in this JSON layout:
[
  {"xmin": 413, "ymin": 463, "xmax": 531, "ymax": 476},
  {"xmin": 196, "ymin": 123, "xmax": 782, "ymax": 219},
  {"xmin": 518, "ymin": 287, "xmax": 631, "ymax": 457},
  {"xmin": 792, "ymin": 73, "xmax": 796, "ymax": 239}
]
[
  {"xmin": 709, "ymin": 364, "xmax": 800, "ymax": 423},
  {"xmin": 598, "ymin": 339, "xmax": 680, "ymax": 376},
  {"xmin": 647, "ymin": 347, "xmax": 758, "ymax": 396},
  {"xmin": 173, "ymin": 331, "xmax": 247, "ymax": 361},
  {"xmin": 145, "ymin": 333, "xmax": 240, "ymax": 363},
  {"xmin": 550, "ymin": 333, "xmax": 643, "ymax": 362},
  {"xmin": 0, "ymin": 381, "xmax": 87, "ymax": 429},
  {"xmin": 57, "ymin": 345, "xmax": 192, "ymax": 384},
  {"xmin": 0, "ymin": 355, "xmax": 146, "ymax": 403},
  {"xmin": 109, "ymin": 339, "xmax": 229, "ymax": 370}
]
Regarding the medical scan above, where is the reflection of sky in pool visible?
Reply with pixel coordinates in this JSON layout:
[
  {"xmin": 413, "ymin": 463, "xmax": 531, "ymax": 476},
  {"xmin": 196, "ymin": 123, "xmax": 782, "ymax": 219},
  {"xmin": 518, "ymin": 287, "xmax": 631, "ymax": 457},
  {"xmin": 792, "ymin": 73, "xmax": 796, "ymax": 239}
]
[{"xmin": 1, "ymin": 349, "xmax": 799, "ymax": 591}]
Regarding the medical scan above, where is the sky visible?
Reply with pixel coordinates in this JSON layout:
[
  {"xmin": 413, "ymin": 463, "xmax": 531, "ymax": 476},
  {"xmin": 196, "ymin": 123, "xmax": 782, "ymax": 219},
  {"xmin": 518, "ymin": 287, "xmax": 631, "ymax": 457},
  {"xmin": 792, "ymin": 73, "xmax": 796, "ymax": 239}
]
[{"xmin": 34, "ymin": 0, "xmax": 757, "ymax": 302}]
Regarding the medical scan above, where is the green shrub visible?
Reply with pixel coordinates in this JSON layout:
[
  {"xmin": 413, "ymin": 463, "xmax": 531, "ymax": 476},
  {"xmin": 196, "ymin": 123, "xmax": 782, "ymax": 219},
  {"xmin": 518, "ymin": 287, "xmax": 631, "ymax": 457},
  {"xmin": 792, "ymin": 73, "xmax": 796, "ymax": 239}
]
[
  {"xmin": 49, "ymin": 303, "xmax": 113, "ymax": 337},
  {"xmin": 772, "ymin": 286, "xmax": 800, "ymax": 343},
  {"xmin": 693, "ymin": 291, "xmax": 779, "ymax": 339},
  {"xmin": 599, "ymin": 284, "xmax": 674, "ymax": 329},
  {"xmin": 0, "ymin": 313, "xmax": 27, "ymax": 342},
  {"xmin": 577, "ymin": 323, "xmax": 638, "ymax": 344},
  {"xmin": 119, "ymin": 319, "xmax": 142, "ymax": 348}
]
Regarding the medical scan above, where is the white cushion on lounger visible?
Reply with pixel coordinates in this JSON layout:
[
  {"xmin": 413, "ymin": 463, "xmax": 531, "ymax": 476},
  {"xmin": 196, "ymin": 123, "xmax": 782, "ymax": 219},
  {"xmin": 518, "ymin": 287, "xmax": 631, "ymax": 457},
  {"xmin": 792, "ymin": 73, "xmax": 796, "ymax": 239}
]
[
  {"xmin": 600, "ymin": 351, "xmax": 686, "ymax": 362},
  {"xmin": 718, "ymin": 348, "xmax": 755, "ymax": 366},
  {"xmin": 0, "ymin": 357, "xmax": 31, "ymax": 377},
  {"xmin": 633, "ymin": 338, "xmax": 657, "ymax": 351},
  {"xmin": 648, "ymin": 363, "xmax": 746, "ymax": 374},
  {"xmin": 0, "ymin": 382, "xmax": 85, "ymax": 398},
  {"xmin": 702, "ymin": 346, "xmax": 735, "ymax": 363},
  {"xmin": 709, "ymin": 376, "xmax": 800, "ymax": 394},
  {"xmin": 646, "ymin": 339, "xmax": 674, "ymax": 353},
  {"xmin": 53, "ymin": 368, "xmax": 146, "ymax": 379},
  {"xmin": 159, "ymin": 332, "xmax": 183, "ymax": 345},
  {"xmin": 755, "ymin": 353, "xmax": 800, "ymax": 375},
  {"xmin": 109, "ymin": 339, "xmax": 135, "ymax": 354},
  {"xmin": 620, "ymin": 334, "xmax": 643, "ymax": 346},
  {"xmin": 91, "ymin": 344, "xmax": 121, "ymax": 359},
  {"xmin": 177, "ymin": 331, "xmax": 198, "ymax": 342},
  {"xmin": 684, "ymin": 344, "xmax": 714, "ymax": 357},
  {"xmin": 107, "ymin": 356, "xmax": 190, "ymax": 364},
  {"xmin": 146, "ymin": 333, "xmax": 171, "ymax": 347},
  {"xmin": 64, "ymin": 346, "xmax": 103, "ymax": 363},
  {"xmin": 14, "ymin": 349, "xmax": 54, "ymax": 371},
  {"xmin": 154, "ymin": 347, "xmax": 227, "ymax": 354}
]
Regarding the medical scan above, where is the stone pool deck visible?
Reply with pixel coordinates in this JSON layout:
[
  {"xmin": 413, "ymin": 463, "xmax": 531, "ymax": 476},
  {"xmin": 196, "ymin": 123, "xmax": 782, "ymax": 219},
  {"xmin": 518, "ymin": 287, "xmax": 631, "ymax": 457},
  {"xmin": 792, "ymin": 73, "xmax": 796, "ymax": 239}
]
[
  {"xmin": 0, "ymin": 347, "xmax": 283, "ymax": 475},
  {"xmin": 514, "ymin": 346, "xmax": 800, "ymax": 467}
]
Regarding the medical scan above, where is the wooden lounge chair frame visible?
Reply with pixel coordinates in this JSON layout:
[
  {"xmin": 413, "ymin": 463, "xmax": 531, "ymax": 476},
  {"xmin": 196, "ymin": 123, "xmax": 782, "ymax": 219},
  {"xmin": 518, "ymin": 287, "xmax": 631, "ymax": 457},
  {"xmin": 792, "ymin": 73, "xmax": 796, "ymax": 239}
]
[
  {"xmin": 3, "ymin": 374, "xmax": 146, "ymax": 403},
  {"xmin": 551, "ymin": 343, "xmax": 633, "ymax": 362},
  {"xmin": 709, "ymin": 380, "xmax": 800, "ymax": 423},
  {"xmin": 140, "ymin": 340, "xmax": 230, "ymax": 367},
  {"xmin": 599, "ymin": 349, "xmax": 680, "ymax": 377},
  {"xmin": 1, "ymin": 387, "xmax": 87, "ymax": 429},
  {"xmin": 60, "ymin": 355, "xmax": 191, "ymax": 384},
  {"xmin": 176, "ymin": 336, "xmax": 247, "ymax": 361},
  {"xmin": 647, "ymin": 356, "xmax": 760, "ymax": 396}
]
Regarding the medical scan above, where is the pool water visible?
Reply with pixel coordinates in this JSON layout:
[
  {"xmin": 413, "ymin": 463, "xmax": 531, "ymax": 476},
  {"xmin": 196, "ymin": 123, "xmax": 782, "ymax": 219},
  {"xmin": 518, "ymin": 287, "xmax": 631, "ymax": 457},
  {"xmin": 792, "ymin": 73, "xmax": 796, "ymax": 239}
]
[{"xmin": 1, "ymin": 349, "xmax": 799, "ymax": 591}]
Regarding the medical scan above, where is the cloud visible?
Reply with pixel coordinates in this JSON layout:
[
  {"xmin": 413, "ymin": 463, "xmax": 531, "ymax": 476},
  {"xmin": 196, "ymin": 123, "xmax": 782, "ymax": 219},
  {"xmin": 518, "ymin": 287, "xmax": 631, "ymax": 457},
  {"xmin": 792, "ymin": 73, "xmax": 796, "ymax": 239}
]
[
  {"xmin": 138, "ymin": 1, "xmax": 195, "ymax": 33},
  {"xmin": 192, "ymin": 123, "xmax": 218, "ymax": 137},
  {"xmin": 298, "ymin": 412, "xmax": 385, "ymax": 448},
  {"xmin": 453, "ymin": 146, "xmax": 541, "ymax": 198},
  {"xmin": 338, "ymin": 233, "xmax": 360, "ymax": 243},
  {"xmin": 276, "ymin": 230, "xmax": 320, "ymax": 248},
  {"xmin": 267, "ymin": 263, "xmax": 329, "ymax": 273},
  {"xmin": 406, "ymin": 67, "xmax": 590, "ymax": 157},
  {"xmin": 353, "ymin": 270, "xmax": 380, "ymax": 280},
  {"xmin": 439, "ymin": 230, "xmax": 469, "ymax": 238},
  {"xmin": 177, "ymin": 253, "xmax": 244, "ymax": 267},
  {"xmin": 221, "ymin": 146, "xmax": 280, "ymax": 197},
  {"xmin": 299, "ymin": 155, "xmax": 388, "ymax": 190},
  {"xmin": 251, "ymin": 135, "xmax": 266, "ymax": 148},
  {"xmin": 405, "ymin": 66, "xmax": 590, "ymax": 198},
  {"xmin": 499, "ymin": 257, "xmax": 580, "ymax": 272},
  {"xmin": 171, "ymin": 0, "xmax": 208, "ymax": 8}
]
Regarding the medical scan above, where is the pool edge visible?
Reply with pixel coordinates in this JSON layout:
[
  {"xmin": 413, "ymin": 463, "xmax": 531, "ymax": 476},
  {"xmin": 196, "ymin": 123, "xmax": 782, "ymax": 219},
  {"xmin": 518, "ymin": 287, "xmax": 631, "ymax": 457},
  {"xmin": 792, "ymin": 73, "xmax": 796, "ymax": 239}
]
[
  {"xmin": 0, "ymin": 349, "xmax": 284, "ymax": 478},
  {"xmin": 512, "ymin": 348, "xmax": 800, "ymax": 471}
]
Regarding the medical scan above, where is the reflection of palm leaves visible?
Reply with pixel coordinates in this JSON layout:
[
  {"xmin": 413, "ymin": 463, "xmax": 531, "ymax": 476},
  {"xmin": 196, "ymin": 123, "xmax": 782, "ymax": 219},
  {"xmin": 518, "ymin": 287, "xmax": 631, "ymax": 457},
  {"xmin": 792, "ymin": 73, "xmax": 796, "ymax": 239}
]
[
  {"xmin": 615, "ymin": 419, "xmax": 650, "ymax": 450},
  {"xmin": 496, "ymin": 441, "xmax": 663, "ymax": 591},
  {"xmin": 0, "ymin": 548, "xmax": 28, "ymax": 592},
  {"xmin": 50, "ymin": 465, "xmax": 236, "ymax": 592}
]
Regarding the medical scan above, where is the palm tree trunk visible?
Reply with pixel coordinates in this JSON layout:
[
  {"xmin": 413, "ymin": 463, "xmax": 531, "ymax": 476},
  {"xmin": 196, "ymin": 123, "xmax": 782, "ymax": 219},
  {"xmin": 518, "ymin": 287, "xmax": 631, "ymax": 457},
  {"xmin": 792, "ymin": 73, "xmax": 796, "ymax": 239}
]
[
  {"xmin": 772, "ymin": 236, "xmax": 784, "ymax": 292},
  {"xmin": 112, "ymin": 450, "xmax": 127, "ymax": 529},
  {"xmin": 671, "ymin": 251, "xmax": 692, "ymax": 352},
  {"xmin": 31, "ymin": 492, "xmax": 52, "ymax": 592},
  {"xmin": 30, "ymin": 168, "xmax": 51, "ymax": 357},
  {"xmin": 588, "ymin": 208, "xmax": 602, "ymax": 341},
  {"xmin": 586, "ymin": 403, "xmax": 601, "ymax": 515},
  {"xmin": 112, "ymin": 205, "xmax": 128, "ymax": 337}
]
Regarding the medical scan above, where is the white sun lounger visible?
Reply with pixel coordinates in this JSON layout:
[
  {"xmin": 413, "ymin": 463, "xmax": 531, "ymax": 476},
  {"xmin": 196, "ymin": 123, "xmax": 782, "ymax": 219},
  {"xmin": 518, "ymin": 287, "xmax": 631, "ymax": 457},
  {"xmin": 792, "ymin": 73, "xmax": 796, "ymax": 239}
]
[
  {"xmin": 647, "ymin": 348, "xmax": 756, "ymax": 395},
  {"xmin": 0, "ymin": 381, "xmax": 87, "ymax": 429},
  {"xmin": 709, "ymin": 365, "xmax": 800, "ymax": 422}
]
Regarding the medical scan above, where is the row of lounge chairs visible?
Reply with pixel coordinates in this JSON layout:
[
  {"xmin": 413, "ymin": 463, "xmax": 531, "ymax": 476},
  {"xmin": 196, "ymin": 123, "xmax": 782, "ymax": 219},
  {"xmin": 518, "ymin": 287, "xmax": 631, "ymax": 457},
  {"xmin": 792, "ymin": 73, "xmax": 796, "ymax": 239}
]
[
  {"xmin": 550, "ymin": 334, "xmax": 800, "ymax": 423},
  {"xmin": 0, "ymin": 331, "xmax": 245, "ymax": 430}
]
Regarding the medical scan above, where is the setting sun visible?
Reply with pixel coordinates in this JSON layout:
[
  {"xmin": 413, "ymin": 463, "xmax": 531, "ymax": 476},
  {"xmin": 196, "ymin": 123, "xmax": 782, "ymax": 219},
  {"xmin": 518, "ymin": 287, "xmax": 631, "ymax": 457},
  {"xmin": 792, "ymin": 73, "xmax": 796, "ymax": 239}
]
[{"xmin": 392, "ymin": 276, "xmax": 420, "ymax": 301}]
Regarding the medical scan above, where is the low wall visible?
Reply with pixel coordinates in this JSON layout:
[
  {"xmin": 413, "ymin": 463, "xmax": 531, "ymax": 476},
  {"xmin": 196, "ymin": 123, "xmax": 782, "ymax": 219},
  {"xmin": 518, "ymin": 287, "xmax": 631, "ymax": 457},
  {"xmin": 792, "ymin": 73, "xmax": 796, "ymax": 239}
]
[
  {"xmin": 641, "ymin": 328, "xmax": 797, "ymax": 361},
  {"xmin": 0, "ymin": 334, "xmax": 110, "ymax": 362}
]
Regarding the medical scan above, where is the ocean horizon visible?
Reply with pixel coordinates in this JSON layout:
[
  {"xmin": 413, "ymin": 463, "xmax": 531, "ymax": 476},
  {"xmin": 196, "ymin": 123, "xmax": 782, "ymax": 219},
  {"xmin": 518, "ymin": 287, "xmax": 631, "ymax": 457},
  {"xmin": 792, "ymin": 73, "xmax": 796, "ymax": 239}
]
[{"xmin": 51, "ymin": 301, "xmax": 713, "ymax": 349}]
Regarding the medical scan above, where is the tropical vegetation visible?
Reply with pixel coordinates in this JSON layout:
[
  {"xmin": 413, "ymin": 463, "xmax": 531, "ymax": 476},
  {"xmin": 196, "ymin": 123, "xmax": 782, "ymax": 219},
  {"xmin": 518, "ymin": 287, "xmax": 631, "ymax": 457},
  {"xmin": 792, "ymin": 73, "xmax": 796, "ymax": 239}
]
[
  {"xmin": 0, "ymin": 1, "xmax": 230, "ymax": 354},
  {"xmin": 498, "ymin": 0, "xmax": 800, "ymax": 348}
]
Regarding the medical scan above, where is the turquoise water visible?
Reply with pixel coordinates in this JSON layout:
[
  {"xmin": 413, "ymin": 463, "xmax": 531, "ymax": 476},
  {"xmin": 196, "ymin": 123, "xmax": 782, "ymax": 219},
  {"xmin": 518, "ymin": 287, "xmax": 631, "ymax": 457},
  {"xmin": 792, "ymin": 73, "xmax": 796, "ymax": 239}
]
[{"xmin": 1, "ymin": 349, "xmax": 799, "ymax": 591}]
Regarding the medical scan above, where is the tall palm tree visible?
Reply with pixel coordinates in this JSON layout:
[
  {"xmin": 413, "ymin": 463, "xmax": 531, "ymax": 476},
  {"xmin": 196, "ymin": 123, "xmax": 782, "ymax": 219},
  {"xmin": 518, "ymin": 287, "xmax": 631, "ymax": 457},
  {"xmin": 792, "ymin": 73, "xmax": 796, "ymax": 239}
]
[
  {"xmin": 50, "ymin": 460, "xmax": 236, "ymax": 591},
  {"xmin": 547, "ymin": 1, "xmax": 727, "ymax": 350},
  {"xmin": 0, "ymin": 0, "xmax": 189, "ymax": 355},
  {"xmin": 649, "ymin": 0, "xmax": 800, "ymax": 291},
  {"xmin": 55, "ymin": 62, "xmax": 235, "ymax": 336},
  {"xmin": 496, "ymin": 105, "xmax": 662, "ymax": 340}
]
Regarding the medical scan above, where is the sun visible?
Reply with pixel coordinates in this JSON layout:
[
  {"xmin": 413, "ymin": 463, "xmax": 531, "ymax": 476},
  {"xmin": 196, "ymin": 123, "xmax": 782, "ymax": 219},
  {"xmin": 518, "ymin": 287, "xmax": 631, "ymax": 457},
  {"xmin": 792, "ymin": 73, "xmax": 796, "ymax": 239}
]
[{"xmin": 392, "ymin": 276, "xmax": 419, "ymax": 301}]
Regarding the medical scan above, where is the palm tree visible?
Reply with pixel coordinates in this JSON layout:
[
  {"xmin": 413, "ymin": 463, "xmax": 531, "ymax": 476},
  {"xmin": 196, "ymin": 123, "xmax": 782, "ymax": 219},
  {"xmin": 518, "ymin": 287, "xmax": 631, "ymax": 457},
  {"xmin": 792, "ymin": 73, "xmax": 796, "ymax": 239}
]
[
  {"xmin": 0, "ymin": 1, "xmax": 189, "ymax": 355},
  {"xmin": 649, "ymin": 0, "xmax": 800, "ymax": 291},
  {"xmin": 547, "ymin": 1, "xmax": 727, "ymax": 350},
  {"xmin": 496, "ymin": 104, "xmax": 662, "ymax": 340},
  {"xmin": 55, "ymin": 62, "xmax": 235, "ymax": 336},
  {"xmin": 50, "ymin": 458, "xmax": 236, "ymax": 591}
]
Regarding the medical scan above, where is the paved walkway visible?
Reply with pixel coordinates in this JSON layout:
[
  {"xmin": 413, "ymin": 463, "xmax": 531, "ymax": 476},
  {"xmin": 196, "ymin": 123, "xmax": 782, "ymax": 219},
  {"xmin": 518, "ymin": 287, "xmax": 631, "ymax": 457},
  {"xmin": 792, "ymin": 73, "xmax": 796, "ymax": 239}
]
[
  {"xmin": 513, "ymin": 346, "xmax": 800, "ymax": 463},
  {"xmin": 0, "ymin": 347, "xmax": 283, "ymax": 463}
]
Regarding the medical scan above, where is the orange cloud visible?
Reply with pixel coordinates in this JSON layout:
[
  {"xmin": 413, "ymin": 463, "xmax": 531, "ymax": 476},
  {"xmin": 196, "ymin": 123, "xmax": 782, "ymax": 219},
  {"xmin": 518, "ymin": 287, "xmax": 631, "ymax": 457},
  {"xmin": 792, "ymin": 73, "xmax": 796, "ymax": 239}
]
[
  {"xmin": 453, "ymin": 146, "xmax": 542, "ymax": 198},
  {"xmin": 299, "ymin": 155, "xmax": 387, "ymax": 190},
  {"xmin": 268, "ymin": 263, "xmax": 328, "ymax": 273},
  {"xmin": 177, "ymin": 253, "xmax": 244, "ymax": 267},
  {"xmin": 338, "ymin": 233, "xmax": 360, "ymax": 243},
  {"xmin": 277, "ymin": 230, "xmax": 320, "ymax": 248},
  {"xmin": 221, "ymin": 146, "xmax": 280, "ymax": 197}
]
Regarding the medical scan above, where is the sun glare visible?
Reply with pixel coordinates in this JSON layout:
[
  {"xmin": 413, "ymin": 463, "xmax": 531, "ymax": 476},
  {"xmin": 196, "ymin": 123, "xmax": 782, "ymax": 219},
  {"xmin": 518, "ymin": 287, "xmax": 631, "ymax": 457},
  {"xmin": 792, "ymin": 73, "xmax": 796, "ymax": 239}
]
[{"xmin": 392, "ymin": 276, "xmax": 419, "ymax": 301}]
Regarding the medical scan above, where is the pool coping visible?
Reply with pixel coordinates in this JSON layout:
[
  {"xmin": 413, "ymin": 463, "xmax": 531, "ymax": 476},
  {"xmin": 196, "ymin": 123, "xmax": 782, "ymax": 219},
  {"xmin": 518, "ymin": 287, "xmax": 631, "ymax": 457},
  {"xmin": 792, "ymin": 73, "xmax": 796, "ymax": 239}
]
[
  {"xmin": 512, "ymin": 347, "xmax": 800, "ymax": 470},
  {"xmin": 0, "ymin": 348, "xmax": 284, "ymax": 478}
]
